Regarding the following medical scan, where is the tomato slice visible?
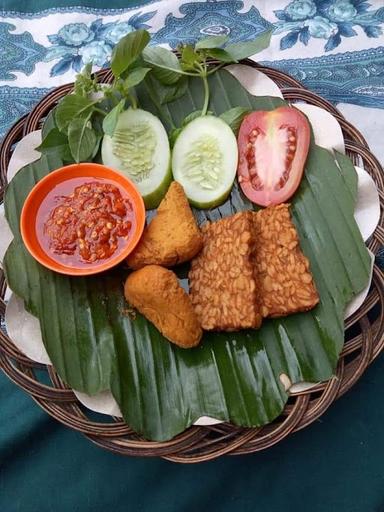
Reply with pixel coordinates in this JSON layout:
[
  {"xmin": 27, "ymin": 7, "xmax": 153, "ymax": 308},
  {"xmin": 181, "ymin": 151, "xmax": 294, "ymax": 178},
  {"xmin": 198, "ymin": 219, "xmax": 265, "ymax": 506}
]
[{"xmin": 237, "ymin": 106, "xmax": 310, "ymax": 207}]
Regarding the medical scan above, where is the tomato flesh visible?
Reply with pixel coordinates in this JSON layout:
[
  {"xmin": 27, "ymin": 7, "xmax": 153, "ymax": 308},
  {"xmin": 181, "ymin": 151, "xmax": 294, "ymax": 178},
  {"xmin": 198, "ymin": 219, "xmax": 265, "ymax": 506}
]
[{"xmin": 237, "ymin": 106, "xmax": 310, "ymax": 206}]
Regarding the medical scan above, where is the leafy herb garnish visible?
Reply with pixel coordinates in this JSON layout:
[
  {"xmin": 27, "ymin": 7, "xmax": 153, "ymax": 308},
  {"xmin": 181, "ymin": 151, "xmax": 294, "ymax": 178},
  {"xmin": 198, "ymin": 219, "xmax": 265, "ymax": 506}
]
[
  {"xmin": 36, "ymin": 127, "xmax": 73, "ymax": 161},
  {"xmin": 37, "ymin": 29, "xmax": 272, "ymax": 162},
  {"xmin": 110, "ymin": 29, "xmax": 150, "ymax": 78},
  {"xmin": 73, "ymin": 62, "xmax": 99, "ymax": 97},
  {"xmin": 143, "ymin": 30, "xmax": 272, "ymax": 117},
  {"xmin": 68, "ymin": 116, "xmax": 99, "ymax": 163},
  {"xmin": 38, "ymin": 30, "xmax": 153, "ymax": 163},
  {"xmin": 102, "ymin": 99, "xmax": 125, "ymax": 137}
]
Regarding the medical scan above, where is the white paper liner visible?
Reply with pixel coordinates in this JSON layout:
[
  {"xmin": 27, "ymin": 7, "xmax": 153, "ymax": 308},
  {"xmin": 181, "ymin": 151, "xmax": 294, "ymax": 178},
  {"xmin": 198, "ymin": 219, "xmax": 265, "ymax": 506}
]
[
  {"xmin": 290, "ymin": 249, "xmax": 375, "ymax": 394},
  {"xmin": 5, "ymin": 293, "xmax": 51, "ymax": 365},
  {"xmin": 0, "ymin": 204, "xmax": 13, "ymax": 269},
  {"xmin": 7, "ymin": 130, "xmax": 41, "ymax": 182},
  {"xmin": 4, "ymin": 286, "xmax": 12, "ymax": 302},
  {"xmin": 295, "ymin": 103, "xmax": 345, "ymax": 154},
  {"xmin": 1, "ymin": 66, "xmax": 380, "ymax": 423},
  {"xmin": 1, "ymin": 130, "xmax": 42, "ymax": 269},
  {"xmin": 225, "ymin": 64, "xmax": 284, "ymax": 99},
  {"xmin": 290, "ymin": 381, "xmax": 318, "ymax": 393},
  {"xmin": 74, "ymin": 390, "xmax": 122, "ymax": 417},
  {"xmin": 354, "ymin": 166, "xmax": 381, "ymax": 242},
  {"xmin": 193, "ymin": 416, "xmax": 223, "ymax": 426}
]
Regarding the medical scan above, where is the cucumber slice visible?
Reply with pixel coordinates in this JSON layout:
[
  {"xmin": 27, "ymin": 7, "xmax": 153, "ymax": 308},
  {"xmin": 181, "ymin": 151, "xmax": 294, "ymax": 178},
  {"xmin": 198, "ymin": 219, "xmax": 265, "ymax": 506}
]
[
  {"xmin": 102, "ymin": 108, "xmax": 172, "ymax": 209},
  {"xmin": 172, "ymin": 116, "xmax": 238, "ymax": 208}
]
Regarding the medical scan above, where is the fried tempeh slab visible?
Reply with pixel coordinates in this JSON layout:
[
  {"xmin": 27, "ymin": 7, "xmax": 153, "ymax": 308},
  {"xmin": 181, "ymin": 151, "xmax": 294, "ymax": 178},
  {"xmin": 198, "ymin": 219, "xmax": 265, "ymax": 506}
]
[
  {"xmin": 124, "ymin": 265, "xmax": 202, "ymax": 348},
  {"xmin": 189, "ymin": 211, "xmax": 262, "ymax": 331},
  {"xmin": 253, "ymin": 204, "xmax": 319, "ymax": 317},
  {"xmin": 127, "ymin": 182, "xmax": 203, "ymax": 269}
]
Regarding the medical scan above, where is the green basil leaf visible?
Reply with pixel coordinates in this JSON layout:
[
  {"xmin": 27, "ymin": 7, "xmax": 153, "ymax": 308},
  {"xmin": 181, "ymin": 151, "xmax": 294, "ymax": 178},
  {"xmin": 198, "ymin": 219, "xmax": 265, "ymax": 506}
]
[
  {"xmin": 68, "ymin": 117, "xmax": 98, "ymax": 163},
  {"xmin": 207, "ymin": 48, "xmax": 236, "ymax": 63},
  {"xmin": 195, "ymin": 35, "xmax": 229, "ymax": 49},
  {"xmin": 42, "ymin": 109, "xmax": 58, "ymax": 139},
  {"xmin": 91, "ymin": 112, "xmax": 105, "ymax": 137},
  {"xmin": 111, "ymin": 29, "xmax": 150, "ymax": 78},
  {"xmin": 118, "ymin": 55, "xmax": 147, "ymax": 80},
  {"xmin": 145, "ymin": 74, "xmax": 188, "ymax": 105},
  {"xmin": 101, "ymin": 85, "xmax": 123, "ymax": 108},
  {"xmin": 91, "ymin": 134, "xmax": 102, "ymax": 159},
  {"xmin": 73, "ymin": 62, "xmax": 97, "ymax": 97},
  {"xmin": 55, "ymin": 94, "xmax": 96, "ymax": 132},
  {"xmin": 36, "ymin": 128, "xmax": 73, "ymax": 162},
  {"xmin": 180, "ymin": 45, "xmax": 201, "ymax": 71},
  {"xmin": 219, "ymin": 106, "xmax": 249, "ymax": 134},
  {"xmin": 102, "ymin": 99, "xmax": 125, "ymax": 137},
  {"xmin": 124, "ymin": 67, "xmax": 151, "ymax": 89},
  {"xmin": 224, "ymin": 29, "xmax": 272, "ymax": 61},
  {"xmin": 143, "ymin": 46, "xmax": 182, "ymax": 84}
]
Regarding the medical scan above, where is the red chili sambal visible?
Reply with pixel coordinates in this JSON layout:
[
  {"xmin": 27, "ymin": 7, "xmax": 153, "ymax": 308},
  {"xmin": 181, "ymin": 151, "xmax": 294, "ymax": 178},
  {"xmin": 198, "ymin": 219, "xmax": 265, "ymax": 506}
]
[{"xmin": 36, "ymin": 178, "xmax": 136, "ymax": 266}]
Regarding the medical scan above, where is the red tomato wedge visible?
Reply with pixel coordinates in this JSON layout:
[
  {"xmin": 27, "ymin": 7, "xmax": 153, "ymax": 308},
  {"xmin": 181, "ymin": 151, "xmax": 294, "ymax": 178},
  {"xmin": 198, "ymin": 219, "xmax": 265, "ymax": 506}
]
[{"xmin": 237, "ymin": 106, "xmax": 311, "ymax": 207}]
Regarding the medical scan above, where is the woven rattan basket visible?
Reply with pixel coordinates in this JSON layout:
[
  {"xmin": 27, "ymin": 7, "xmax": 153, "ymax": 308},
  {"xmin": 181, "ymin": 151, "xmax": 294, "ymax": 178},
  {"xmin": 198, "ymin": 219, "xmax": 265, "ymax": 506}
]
[{"xmin": 1, "ymin": 61, "xmax": 384, "ymax": 463}]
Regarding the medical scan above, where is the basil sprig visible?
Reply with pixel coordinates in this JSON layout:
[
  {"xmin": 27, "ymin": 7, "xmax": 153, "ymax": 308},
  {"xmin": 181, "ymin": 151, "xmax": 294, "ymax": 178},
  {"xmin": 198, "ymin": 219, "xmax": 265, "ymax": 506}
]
[
  {"xmin": 38, "ymin": 30, "xmax": 153, "ymax": 163},
  {"xmin": 37, "ymin": 29, "xmax": 272, "ymax": 162},
  {"xmin": 143, "ymin": 30, "xmax": 272, "ymax": 118}
]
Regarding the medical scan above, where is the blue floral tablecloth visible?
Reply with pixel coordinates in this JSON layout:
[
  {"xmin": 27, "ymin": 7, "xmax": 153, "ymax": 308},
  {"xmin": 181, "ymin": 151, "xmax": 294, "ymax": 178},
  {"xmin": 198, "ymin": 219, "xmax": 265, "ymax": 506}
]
[
  {"xmin": 1, "ymin": 0, "xmax": 384, "ymax": 146},
  {"xmin": 1, "ymin": 2, "xmax": 384, "ymax": 511}
]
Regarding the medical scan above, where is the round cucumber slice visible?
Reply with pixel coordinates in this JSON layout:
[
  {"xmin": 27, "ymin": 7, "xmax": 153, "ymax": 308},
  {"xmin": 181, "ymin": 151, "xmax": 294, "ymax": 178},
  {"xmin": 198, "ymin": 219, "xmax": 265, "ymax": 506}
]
[
  {"xmin": 102, "ymin": 108, "xmax": 172, "ymax": 209},
  {"xmin": 172, "ymin": 116, "xmax": 238, "ymax": 208}
]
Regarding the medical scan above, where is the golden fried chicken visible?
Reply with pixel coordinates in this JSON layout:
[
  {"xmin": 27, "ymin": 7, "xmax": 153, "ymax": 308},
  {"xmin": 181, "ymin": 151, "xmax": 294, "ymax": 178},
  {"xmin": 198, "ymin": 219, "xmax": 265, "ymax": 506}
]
[
  {"xmin": 189, "ymin": 211, "xmax": 263, "ymax": 331},
  {"xmin": 124, "ymin": 265, "xmax": 202, "ymax": 348},
  {"xmin": 252, "ymin": 204, "xmax": 319, "ymax": 317},
  {"xmin": 127, "ymin": 182, "xmax": 203, "ymax": 269}
]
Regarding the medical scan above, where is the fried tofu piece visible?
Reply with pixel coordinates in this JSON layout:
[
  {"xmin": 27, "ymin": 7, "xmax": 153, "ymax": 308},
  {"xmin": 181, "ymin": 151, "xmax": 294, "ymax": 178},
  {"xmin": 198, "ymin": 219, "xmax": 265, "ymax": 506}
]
[
  {"xmin": 189, "ymin": 212, "xmax": 262, "ymax": 331},
  {"xmin": 124, "ymin": 265, "xmax": 202, "ymax": 348},
  {"xmin": 253, "ymin": 204, "xmax": 319, "ymax": 317},
  {"xmin": 127, "ymin": 182, "xmax": 203, "ymax": 269}
]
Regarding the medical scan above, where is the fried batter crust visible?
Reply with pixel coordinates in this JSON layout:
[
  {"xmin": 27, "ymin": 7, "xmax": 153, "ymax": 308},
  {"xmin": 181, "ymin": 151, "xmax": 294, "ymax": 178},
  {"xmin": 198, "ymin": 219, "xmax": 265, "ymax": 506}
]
[
  {"xmin": 127, "ymin": 182, "xmax": 203, "ymax": 269},
  {"xmin": 189, "ymin": 205, "xmax": 319, "ymax": 330},
  {"xmin": 189, "ymin": 212, "xmax": 262, "ymax": 331},
  {"xmin": 253, "ymin": 204, "xmax": 319, "ymax": 317},
  {"xmin": 124, "ymin": 265, "xmax": 202, "ymax": 348}
]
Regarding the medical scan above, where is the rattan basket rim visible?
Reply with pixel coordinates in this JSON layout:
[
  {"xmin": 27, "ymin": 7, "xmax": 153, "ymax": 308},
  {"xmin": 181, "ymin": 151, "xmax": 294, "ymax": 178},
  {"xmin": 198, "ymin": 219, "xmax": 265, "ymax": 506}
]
[{"xmin": 1, "ymin": 61, "xmax": 384, "ymax": 462}]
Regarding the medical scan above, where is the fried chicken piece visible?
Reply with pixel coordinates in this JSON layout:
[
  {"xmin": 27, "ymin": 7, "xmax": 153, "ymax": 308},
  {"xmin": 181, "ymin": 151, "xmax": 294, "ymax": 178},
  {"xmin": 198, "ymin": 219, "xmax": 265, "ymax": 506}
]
[
  {"xmin": 127, "ymin": 182, "xmax": 203, "ymax": 269},
  {"xmin": 189, "ymin": 211, "xmax": 262, "ymax": 331},
  {"xmin": 124, "ymin": 265, "xmax": 202, "ymax": 348},
  {"xmin": 252, "ymin": 204, "xmax": 319, "ymax": 317}
]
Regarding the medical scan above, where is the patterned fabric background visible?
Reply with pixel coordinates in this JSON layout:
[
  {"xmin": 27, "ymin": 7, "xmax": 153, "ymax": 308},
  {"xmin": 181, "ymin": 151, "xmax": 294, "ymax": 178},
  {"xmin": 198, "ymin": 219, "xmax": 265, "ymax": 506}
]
[{"xmin": 1, "ymin": 0, "xmax": 383, "ymax": 137}]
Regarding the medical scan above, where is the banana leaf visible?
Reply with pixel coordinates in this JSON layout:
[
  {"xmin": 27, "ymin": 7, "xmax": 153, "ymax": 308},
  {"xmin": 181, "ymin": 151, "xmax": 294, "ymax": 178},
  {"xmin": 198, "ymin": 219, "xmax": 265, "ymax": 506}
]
[{"xmin": 3, "ymin": 69, "xmax": 371, "ymax": 440}]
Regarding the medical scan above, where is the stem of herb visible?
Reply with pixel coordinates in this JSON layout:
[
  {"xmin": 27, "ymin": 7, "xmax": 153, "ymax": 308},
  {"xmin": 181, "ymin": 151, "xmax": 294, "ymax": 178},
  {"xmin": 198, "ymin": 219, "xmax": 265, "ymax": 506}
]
[
  {"xmin": 128, "ymin": 93, "xmax": 138, "ymax": 110},
  {"xmin": 206, "ymin": 63, "xmax": 227, "ymax": 76},
  {"xmin": 201, "ymin": 72, "xmax": 209, "ymax": 116},
  {"xmin": 194, "ymin": 62, "xmax": 205, "ymax": 73},
  {"xmin": 93, "ymin": 107, "xmax": 107, "ymax": 116},
  {"xmin": 178, "ymin": 70, "xmax": 199, "ymax": 77}
]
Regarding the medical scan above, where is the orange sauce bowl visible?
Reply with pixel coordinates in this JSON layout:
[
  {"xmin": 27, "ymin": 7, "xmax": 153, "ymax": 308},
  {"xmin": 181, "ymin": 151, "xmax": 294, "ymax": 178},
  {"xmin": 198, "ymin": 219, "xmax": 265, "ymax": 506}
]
[{"xmin": 20, "ymin": 163, "xmax": 145, "ymax": 276}]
